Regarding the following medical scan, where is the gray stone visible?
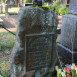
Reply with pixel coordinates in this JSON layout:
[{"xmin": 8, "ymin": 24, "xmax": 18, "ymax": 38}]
[
  {"xmin": 69, "ymin": 0, "xmax": 77, "ymax": 14},
  {"xmin": 5, "ymin": 50, "xmax": 10, "ymax": 55},
  {"xmin": 61, "ymin": 0, "xmax": 67, "ymax": 5},
  {"xmin": 60, "ymin": 14, "xmax": 77, "ymax": 51},
  {"xmin": 60, "ymin": 0, "xmax": 70, "ymax": 7},
  {"xmin": 10, "ymin": 6, "xmax": 58, "ymax": 77}
]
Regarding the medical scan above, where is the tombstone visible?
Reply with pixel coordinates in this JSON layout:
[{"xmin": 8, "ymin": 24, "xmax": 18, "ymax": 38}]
[
  {"xmin": 69, "ymin": 0, "xmax": 77, "ymax": 14},
  {"xmin": 57, "ymin": 0, "xmax": 77, "ymax": 63},
  {"xmin": 10, "ymin": 6, "xmax": 58, "ymax": 77},
  {"xmin": 61, "ymin": 0, "xmax": 70, "ymax": 7},
  {"xmin": 61, "ymin": 0, "xmax": 67, "ymax": 4}
]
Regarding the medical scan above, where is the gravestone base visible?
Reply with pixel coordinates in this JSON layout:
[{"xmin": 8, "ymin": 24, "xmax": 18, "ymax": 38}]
[{"xmin": 57, "ymin": 44, "xmax": 77, "ymax": 63}]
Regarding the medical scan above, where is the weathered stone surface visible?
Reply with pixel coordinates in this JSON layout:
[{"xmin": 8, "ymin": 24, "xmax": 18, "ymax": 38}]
[
  {"xmin": 60, "ymin": 14, "xmax": 77, "ymax": 50},
  {"xmin": 69, "ymin": 0, "xmax": 77, "ymax": 14},
  {"xmin": 10, "ymin": 6, "xmax": 58, "ymax": 77}
]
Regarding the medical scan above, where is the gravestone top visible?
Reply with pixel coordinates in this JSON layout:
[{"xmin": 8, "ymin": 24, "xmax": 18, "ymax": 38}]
[{"xmin": 69, "ymin": 0, "xmax": 77, "ymax": 14}]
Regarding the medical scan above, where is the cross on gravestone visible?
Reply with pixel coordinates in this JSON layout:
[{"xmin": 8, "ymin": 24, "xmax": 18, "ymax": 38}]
[
  {"xmin": 69, "ymin": 0, "xmax": 77, "ymax": 14},
  {"xmin": 10, "ymin": 6, "xmax": 58, "ymax": 77}
]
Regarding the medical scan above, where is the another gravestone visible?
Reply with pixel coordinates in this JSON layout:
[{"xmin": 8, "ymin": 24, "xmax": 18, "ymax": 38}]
[
  {"xmin": 57, "ymin": 0, "xmax": 77, "ymax": 63},
  {"xmin": 69, "ymin": 0, "xmax": 77, "ymax": 14},
  {"xmin": 61, "ymin": 0, "xmax": 67, "ymax": 6},
  {"xmin": 10, "ymin": 6, "xmax": 58, "ymax": 77},
  {"xmin": 60, "ymin": 0, "xmax": 70, "ymax": 7}
]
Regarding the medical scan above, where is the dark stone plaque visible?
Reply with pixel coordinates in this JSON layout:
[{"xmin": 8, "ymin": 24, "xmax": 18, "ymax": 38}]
[{"xmin": 25, "ymin": 33, "xmax": 54, "ymax": 71}]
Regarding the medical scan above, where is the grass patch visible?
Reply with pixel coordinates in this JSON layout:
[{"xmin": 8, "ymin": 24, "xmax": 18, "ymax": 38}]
[
  {"xmin": 0, "ymin": 61, "xmax": 10, "ymax": 77},
  {"xmin": 0, "ymin": 14, "xmax": 5, "ymax": 17},
  {"xmin": 0, "ymin": 32, "xmax": 15, "ymax": 52},
  {"xmin": 8, "ymin": 7, "xmax": 20, "ymax": 13},
  {"xmin": 0, "ymin": 32, "xmax": 14, "ymax": 76}
]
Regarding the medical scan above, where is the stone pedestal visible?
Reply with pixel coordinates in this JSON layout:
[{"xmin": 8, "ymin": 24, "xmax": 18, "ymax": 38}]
[{"xmin": 57, "ymin": 0, "xmax": 77, "ymax": 63}]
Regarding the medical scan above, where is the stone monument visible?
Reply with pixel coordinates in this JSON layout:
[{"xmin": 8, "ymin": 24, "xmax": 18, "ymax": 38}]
[
  {"xmin": 10, "ymin": 6, "xmax": 58, "ymax": 77},
  {"xmin": 57, "ymin": 0, "xmax": 77, "ymax": 63},
  {"xmin": 61, "ymin": 0, "xmax": 70, "ymax": 7},
  {"xmin": 69, "ymin": 0, "xmax": 77, "ymax": 14}
]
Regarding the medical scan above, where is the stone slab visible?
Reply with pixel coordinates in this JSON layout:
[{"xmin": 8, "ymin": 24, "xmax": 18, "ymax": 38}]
[
  {"xmin": 60, "ymin": 14, "xmax": 77, "ymax": 51},
  {"xmin": 69, "ymin": 0, "xmax": 77, "ymax": 14},
  {"xmin": 57, "ymin": 43, "xmax": 77, "ymax": 63}
]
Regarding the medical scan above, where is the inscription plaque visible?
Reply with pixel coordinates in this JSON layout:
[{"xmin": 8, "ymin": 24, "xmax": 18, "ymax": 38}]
[{"xmin": 25, "ymin": 33, "xmax": 54, "ymax": 71}]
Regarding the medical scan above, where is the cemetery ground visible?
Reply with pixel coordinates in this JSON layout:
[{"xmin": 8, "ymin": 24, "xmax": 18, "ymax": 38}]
[
  {"xmin": 0, "ymin": 14, "xmax": 16, "ymax": 76},
  {"xmin": 0, "ymin": 32, "xmax": 15, "ymax": 76}
]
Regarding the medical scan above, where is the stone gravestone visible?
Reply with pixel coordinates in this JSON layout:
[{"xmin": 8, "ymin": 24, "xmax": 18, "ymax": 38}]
[
  {"xmin": 57, "ymin": 0, "xmax": 77, "ymax": 63},
  {"xmin": 61, "ymin": 0, "xmax": 70, "ymax": 7},
  {"xmin": 69, "ymin": 0, "xmax": 77, "ymax": 14},
  {"xmin": 61, "ymin": 0, "xmax": 67, "ymax": 6},
  {"xmin": 10, "ymin": 6, "xmax": 58, "ymax": 77}
]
